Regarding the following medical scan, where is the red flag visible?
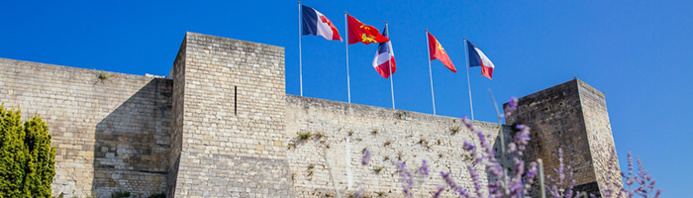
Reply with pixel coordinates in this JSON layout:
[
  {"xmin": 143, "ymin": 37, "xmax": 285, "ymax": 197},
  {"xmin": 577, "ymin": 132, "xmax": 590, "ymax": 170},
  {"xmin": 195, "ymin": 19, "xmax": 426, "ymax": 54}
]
[
  {"xmin": 347, "ymin": 15, "xmax": 389, "ymax": 45},
  {"xmin": 427, "ymin": 32, "xmax": 456, "ymax": 73}
]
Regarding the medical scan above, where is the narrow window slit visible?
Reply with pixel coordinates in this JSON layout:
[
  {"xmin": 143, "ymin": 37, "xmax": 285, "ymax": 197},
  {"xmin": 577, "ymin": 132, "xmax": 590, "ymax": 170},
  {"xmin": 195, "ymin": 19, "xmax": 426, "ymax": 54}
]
[{"xmin": 234, "ymin": 86, "xmax": 238, "ymax": 116}]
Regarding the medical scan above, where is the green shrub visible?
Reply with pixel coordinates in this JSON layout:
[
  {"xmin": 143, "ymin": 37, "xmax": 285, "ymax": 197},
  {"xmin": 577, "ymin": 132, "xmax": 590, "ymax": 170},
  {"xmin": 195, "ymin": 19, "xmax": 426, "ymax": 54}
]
[{"xmin": 0, "ymin": 104, "xmax": 56, "ymax": 197}]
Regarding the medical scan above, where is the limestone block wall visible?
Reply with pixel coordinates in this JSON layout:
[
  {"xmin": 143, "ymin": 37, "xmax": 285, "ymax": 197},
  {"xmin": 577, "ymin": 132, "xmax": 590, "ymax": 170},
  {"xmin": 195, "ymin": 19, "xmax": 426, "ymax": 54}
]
[
  {"xmin": 577, "ymin": 80, "xmax": 622, "ymax": 194},
  {"xmin": 167, "ymin": 37, "xmax": 187, "ymax": 197},
  {"xmin": 171, "ymin": 32, "xmax": 294, "ymax": 197},
  {"xmin": 0, "ymin": 58, "xmax": 172, "ymax": 197},
  {"xmin": 505, "ymin": 79, "xmax": 621, "ymax": 195},
  {"xmin": 285, "ymin": 95, "xmax": 508, "ymax": 198}
]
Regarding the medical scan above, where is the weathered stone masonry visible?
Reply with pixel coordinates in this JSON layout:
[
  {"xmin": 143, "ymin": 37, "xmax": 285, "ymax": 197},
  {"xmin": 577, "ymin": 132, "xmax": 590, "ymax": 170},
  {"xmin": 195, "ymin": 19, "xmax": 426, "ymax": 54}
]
[{"xmin": 0, "ymin": 32, "xmax": 620, "ymax": 197}]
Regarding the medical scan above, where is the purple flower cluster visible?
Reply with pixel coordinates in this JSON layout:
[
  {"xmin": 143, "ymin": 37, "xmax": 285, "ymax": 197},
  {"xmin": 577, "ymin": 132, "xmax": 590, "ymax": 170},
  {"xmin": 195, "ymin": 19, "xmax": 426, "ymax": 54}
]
[
  {"xmin": 433, "ymin": 185, "xmax": 445, "ymax": 198},
  {"xmin": 440, "ymin": 171, "xmax": 469, "ymax": 197},
  {"xmin": 619, "ymin": 152, "xmax": 662, "ymax": 198},
  {"xmin": 504, "ymin": 97, "xmax": 519, "ymax": 118},
  {"xmin": 547, "ymin": 148, "xmax": 576, "ymax": 198},
  {"xmin": 459, "ymin": 115, "xmax": 538, "ymax": 198},
  {"xmin": 362, "ymin": 149, "xmax": 371, "ymax": 166},
  {"xmin": 419, "ymin": 159, "xmax": 430, "ymax": 177},
  {"xmin": 395, "ymin": 161, "xmax": 415, "ymax": 197},
  {"xmin": 508, "ymin": 125, "xmax": 530, "ymax": 155},
  {"xmin": 353, "ymin": 188, "xmax": 364, "ymax": 198}
]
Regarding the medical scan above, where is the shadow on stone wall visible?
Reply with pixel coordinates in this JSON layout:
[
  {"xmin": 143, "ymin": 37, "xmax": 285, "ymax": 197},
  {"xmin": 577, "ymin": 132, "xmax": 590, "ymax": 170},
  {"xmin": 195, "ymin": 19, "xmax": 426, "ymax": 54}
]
[{"xmin": 92, "ymin": 79, "xmax": 173, "ymax": 198}]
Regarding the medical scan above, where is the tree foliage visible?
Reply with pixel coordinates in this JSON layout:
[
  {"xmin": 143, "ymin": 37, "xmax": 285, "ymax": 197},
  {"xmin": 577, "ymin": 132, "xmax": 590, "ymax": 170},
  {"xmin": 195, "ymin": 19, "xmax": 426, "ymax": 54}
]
[{"xmin": 0, "ymin": 104, "xmax": 56, "ymax": 197}]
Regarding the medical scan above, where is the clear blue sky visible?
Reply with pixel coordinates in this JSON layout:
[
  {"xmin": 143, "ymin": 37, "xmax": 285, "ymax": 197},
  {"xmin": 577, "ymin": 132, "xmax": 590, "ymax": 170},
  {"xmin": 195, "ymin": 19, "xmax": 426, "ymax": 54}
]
[{"xmin": 2, "ymin": 1, "xmax": 691, "ymax": 196}]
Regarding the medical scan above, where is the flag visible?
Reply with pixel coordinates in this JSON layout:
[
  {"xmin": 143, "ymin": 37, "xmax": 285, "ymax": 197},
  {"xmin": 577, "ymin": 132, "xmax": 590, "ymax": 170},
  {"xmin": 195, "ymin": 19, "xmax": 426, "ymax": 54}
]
[
  {"xmin": 302, "ymin": 5, "xmax": 342, "ymax": 41},
  {"xmin": 372, "ymin": 25, "xmax": 396, "ymax": 78},
  {"xmin": 427, "ymin": 32, "xmax": 456, "ymax": 73},
  {"xmin": 347, "ymin": 15, "xmax": 389, "ymax": 45},
  {"xmin": 467, "ymin": 40, "xmax": 495, "ymax": 80}
]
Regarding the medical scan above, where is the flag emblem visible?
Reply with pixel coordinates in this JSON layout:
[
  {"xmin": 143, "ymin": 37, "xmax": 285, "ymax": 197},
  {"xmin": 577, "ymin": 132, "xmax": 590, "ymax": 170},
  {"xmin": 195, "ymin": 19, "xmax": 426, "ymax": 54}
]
[
  {"xmin": 372, "ymin": 25, "xmax": 396, "ymax": 78},
  {"xmin": 467, "ymin": 40, "xmax": 495, "ymax": 80},
  {"xmin": 347, "ymin": 15, "xmax": 389, "ymax": 45},
  {"xmin": 427, "ymin": 32, "xmax": 456, "ymax": 73},
  {"xmin": 302, "ymin": 5, "xmax": 342, "ymax": 41}
]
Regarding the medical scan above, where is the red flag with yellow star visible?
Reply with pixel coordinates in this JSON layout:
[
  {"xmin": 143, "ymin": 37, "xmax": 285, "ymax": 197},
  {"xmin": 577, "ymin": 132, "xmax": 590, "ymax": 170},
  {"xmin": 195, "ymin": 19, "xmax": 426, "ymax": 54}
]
[
  {"xmin": 427, "ymin": 32, "xmax": 456, "ymax": 73},
  {"xmin": 347, "ymin": 15, "xmax": 389, "ymax": 45}
]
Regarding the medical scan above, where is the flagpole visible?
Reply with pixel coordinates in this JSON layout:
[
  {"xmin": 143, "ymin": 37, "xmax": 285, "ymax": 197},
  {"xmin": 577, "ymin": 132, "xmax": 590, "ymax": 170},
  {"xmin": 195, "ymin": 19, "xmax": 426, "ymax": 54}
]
[
  {"xmin": 426, "ymin": 30, "xmax": 436, "ymax": 115},
  {"xmin": 298, "ymin": 1, "xmax": 304, "ymax": 96},
  {"xmin": 344, "ymin": 12, "xmax": 352, "ymax": 104},
  {"xmin": 464, "ymin": 38, "xmax": 474, "ymax": 120},
  {"xmin": 386, "ymin": 22, "xmax": 395, "ymax": 109}
]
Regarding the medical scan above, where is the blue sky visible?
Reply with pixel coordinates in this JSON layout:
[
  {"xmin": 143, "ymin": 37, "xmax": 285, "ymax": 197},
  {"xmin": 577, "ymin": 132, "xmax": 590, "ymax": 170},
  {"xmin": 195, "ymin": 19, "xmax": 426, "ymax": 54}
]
[{"xmin": 2, "ymin": 0, "xmax": 691, "ymax": 196}]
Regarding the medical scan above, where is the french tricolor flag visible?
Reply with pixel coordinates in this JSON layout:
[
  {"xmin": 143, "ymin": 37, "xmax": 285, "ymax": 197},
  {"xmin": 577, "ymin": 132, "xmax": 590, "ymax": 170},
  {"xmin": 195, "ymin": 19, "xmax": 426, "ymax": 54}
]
[
  {"xmin": 302, "ymin": 5, "xmax": 342, "ymax": 41},
  {"xmin": 467, "ymin": 40, "xmax": 495, "ymax": 80},
  {"xmin": 372, "ymin": 25, "xmax": 396, "ymax": 78}
]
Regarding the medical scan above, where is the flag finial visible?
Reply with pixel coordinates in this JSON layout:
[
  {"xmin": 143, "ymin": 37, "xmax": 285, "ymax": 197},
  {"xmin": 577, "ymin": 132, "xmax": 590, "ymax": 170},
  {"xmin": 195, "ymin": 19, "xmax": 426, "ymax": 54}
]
[{"xmin": 298, "ymin": 1, "xmax": 301, "ymax": 4}]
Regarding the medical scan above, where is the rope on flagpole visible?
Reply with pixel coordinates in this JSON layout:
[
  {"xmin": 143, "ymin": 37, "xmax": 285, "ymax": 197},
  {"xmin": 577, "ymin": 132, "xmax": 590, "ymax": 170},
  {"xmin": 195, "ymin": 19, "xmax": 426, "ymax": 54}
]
[
  {"xmin": 387, "ymin": 22, "xmax": 395, "ymax": 109},
  {"xmin": 298, "ymin": 2, "xmax": 303, "ymax": 96},
  {"xmin": 426, "ymin": 30, "xmax": 436, "ymax": 115},
  {"xmin": 464, "ymin": 38, "xmax": 474, "ymax": 120},
  {"xmin": 345, "ymin": 12, "xmax": 351, "ymax": 104}
]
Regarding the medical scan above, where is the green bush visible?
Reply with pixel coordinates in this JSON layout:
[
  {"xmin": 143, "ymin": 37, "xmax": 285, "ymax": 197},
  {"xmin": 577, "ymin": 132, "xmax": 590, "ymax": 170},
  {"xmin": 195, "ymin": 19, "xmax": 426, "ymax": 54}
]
[{"xmin": 0, "ymin": 104, "xmax": 56, "ymax": 197}]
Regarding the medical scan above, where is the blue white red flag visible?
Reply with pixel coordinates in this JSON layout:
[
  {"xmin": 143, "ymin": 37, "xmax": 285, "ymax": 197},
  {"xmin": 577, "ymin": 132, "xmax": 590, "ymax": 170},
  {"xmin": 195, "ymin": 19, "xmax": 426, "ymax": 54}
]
[
  {"xmin": 372, "ymin": 25, "xmax": 396, "ymax": 78},
  {"xmin": 467, "ymin": 40, "xmax": 495, "ymax": 80},
  {"xmin": 302, "ymin": 5, "xmax": 342, "ymax": 41}
]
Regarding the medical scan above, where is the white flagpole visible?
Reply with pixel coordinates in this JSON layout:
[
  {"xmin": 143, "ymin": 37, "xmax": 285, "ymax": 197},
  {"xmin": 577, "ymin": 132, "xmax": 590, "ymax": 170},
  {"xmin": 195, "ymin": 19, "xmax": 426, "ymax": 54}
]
[
  {"xmin": 298, "ymin": 2, "xmax": 303, "ymax": 96},
  {"xmin": 426, "ymin": 30, "xmax": 436, "ymax": 115},
  {"xmin": 387, "ymin": 22, "xmax": 395, "ymax": 109},
  {"xmin": 464, "ymin": 38, "xmax": 474, "ymax": 120},
  {"xmin": 345, "ymin": 12, "xmax": 352, "ymax": 104}
]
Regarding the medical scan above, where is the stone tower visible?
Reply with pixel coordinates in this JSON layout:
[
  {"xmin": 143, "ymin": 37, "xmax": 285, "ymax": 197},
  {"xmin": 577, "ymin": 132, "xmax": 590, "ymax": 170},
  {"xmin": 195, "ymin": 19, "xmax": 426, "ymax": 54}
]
[
  {"xmin": 167, "ymin": 32, "xmax": 294, "ymax": 197},
  {"xmin": 505, "ymin": 79, "xmax": 622, "ymax": 195}
]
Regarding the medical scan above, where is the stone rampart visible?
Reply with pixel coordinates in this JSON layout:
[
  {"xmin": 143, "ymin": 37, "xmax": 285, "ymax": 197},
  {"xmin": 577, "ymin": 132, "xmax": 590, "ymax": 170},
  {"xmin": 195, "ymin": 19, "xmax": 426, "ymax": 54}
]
[
  {"xmin": 0, "ymin": 58, "xmax": 172, "ymax": 197},
  {"xmin": 285, "ymin": 95, "xmax": 508, "ymax": 197}
]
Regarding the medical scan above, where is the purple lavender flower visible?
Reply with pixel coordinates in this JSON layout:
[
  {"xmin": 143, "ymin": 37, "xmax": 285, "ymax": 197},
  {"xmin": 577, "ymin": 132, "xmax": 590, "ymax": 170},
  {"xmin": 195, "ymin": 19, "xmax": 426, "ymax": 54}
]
[
  {"xmin": 353, "ymin": 188, "xmax": 364, "ymax": 198},
  {"xmin": 512, "ymin": 125, "xmax": 531, "ymax": 155},
  {"xmin": 462, "ymin": 116, "xmax": 476, "ymax": 132},
  {"xmin": 504, "ymin": 97, "xmax": 519, "ymax": 117},
  {"xmin": 467, "ymin": 164, "xmax": 483, "ymax": 198},
  {"xmin": 463, "ymin": 141, "xmax": 481, "ymax": 165},
  {"xmin": 396, "ymin": 161, "xmax": 414, "ymax": 197},
  {"xmin": 440, "ymin": 171, "xmax": 459, "ymax": 192},
  {"xmin": 362, "ymin": 149, "xmax": 371, "ymax": 166},
  {"xmin": 547, "ymin": 148, "xmax": 578, "ymax": 198},
  {"xmin": 418, "ymin": 159, "xmax": 430, "ymax": 177},
  {"xmin": 433, "ymin": 185, "xmax": 445, "ymax": 198},
  {"xmin": 523, "ymin": 162, "xmax": 538, "ymax": 195}
]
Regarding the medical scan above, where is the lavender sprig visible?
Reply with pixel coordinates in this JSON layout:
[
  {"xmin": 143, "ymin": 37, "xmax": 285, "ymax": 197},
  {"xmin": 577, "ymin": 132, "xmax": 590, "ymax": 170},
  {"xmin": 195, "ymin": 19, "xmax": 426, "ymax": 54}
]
[
  {"xmin": 362, "ymin": 149, "xmax": 371, "ymax": 166},
  {"xmin": 433, "ymin": 184, "xmax": 445, "ymax": 198},
  {"xmin": 396, "ymin": 161, "xmax": 414, "ymax": 197},
  {"xmin": 504, "ymin": 97, "xmax": 519, "ymax": 117},
  {"xmin": 419, "ymin": 159, "xmax": 430, "ymax": 177}
]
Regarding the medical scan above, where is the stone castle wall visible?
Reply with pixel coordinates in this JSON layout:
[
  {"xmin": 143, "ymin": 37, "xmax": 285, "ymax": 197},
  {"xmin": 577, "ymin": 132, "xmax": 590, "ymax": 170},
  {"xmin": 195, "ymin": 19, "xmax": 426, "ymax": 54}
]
[
  {"xmin": 285, "ymin": 95, "xmax": 508, "ymax": 197},
  {"xmin": 0, "ymin": 58, "xmax": 172, "ymax": 197},
  {"xmin": 0, "ymin": 32, "xmax": 620, "ymax": 197}
]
